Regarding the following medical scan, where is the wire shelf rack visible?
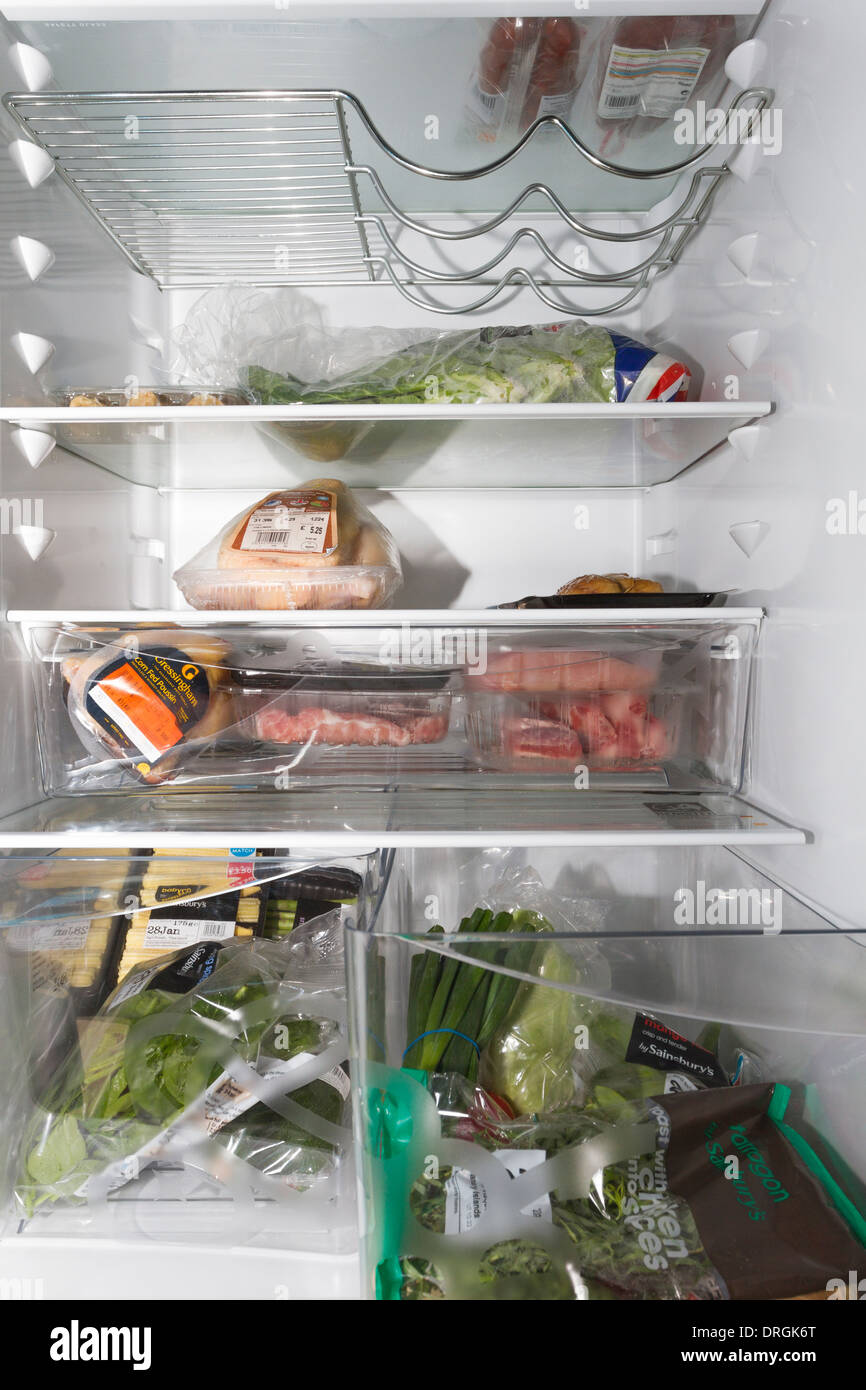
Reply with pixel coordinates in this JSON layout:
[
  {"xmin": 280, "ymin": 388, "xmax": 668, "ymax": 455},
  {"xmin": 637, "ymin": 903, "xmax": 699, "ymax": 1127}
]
[{"xmin": 2, "ymin": 88, "xmax": 773, "ymax": 313}]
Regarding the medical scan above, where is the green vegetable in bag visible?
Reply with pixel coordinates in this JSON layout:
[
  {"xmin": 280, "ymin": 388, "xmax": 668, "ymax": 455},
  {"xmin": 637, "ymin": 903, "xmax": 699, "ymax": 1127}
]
[{"xmin": 479, "ymin": 940, "xmax": 581, "ymax": 1114}]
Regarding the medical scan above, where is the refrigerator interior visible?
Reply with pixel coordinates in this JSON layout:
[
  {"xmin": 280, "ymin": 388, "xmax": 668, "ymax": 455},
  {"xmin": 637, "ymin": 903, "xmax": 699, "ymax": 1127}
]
[{"xmin": 0, "ymin": 0, "xmax": 863, "ymax": 1300}]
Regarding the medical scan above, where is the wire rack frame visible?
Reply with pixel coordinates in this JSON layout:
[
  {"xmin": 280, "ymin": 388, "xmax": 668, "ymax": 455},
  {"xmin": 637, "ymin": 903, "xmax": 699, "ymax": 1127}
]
[{"xmin": 2, "ymin": 88, "xmax": 773, "ymax": 313}]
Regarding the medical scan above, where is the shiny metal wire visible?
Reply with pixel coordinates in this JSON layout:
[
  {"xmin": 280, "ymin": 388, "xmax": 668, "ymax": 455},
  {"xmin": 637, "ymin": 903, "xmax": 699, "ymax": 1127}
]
[{"xmin": 2, "ymin": 87, "xmax": 773, "ymax": 311}]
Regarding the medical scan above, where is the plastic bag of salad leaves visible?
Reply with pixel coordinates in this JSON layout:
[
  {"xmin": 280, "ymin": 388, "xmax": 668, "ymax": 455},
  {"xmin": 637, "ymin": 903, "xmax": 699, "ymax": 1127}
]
[
  {"xmin": 14, "ymin": 913, "xmax": 353, "ymax": 1219},
  {"xmin": 382, "ymin": 1073, "xmax": 866, "ymax": 1300},
  {"xmin": 174, "ymin": 285, "xmax": 692, "ymax": 462}
]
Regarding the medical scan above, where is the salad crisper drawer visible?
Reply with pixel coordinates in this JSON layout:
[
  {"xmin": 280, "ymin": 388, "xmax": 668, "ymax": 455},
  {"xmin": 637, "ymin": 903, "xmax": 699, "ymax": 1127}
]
[
  {"xmin": 0, "ymin": 848, "xmax": 385, "ymax": 1257},
  {"xmin": 346, "ymin": 845, "xmax": 866, "ymax": 1302},
  {"xmin": 18, "ymin": 613, "xmax": 760, "ymax": 796}
]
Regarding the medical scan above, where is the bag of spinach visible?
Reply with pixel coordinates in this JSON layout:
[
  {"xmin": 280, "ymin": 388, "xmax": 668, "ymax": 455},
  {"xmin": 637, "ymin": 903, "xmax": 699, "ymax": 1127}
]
[{"xmin": 15, "ymin": 914, "xmax": 352, "ymax": 1218}]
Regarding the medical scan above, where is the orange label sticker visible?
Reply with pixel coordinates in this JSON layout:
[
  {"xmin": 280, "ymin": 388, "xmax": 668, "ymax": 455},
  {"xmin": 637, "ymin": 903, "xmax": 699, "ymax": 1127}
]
[{"xmin": 90, "ymin": 663, "xmax": 184, "ymax": 763}]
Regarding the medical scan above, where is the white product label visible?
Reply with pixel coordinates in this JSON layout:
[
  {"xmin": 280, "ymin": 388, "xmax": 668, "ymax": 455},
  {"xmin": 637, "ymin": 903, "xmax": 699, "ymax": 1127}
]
[
  {"xmin": 664, "ymin": 1071, "xmax": 700, "ymax": 1095},
  {"xmin": 240, "ymin": 499, "xmax": 331, "ymax": 554},
  {"xmin": 88, "ymin": 683, "xmax": 163, "ymax": 762},
  {"xmin": 320, "ymin": 1062, "xmax": 351, "ymax": 1101},
  {"xmin": 466, "ymin": 77, "xmax": 506, "ymax": 130},
  {"xmin": 536, "ymin": 88, "xmax": 578, "ymax": 121},
  {"xmin": 7, "ymin": 916, "xmax": 92, "ymax": 952},
  {"xmin": 598, "ymin": 44, "xmax": 709, "ymax": 119},
  {"xmin": 142, "ymin": 917, "xmax": 235, "ymax": 949},
  {"xmin": 202, "ymin": 1052, "xmax": 348, "ymax": 1137},
  {"xmin": 444, "ymin": 1149, "xmax": 552, "ymax": 1234},
  {"xmin": 108, "ymin": 959, "xmax": 165, "ymax": 1007}
]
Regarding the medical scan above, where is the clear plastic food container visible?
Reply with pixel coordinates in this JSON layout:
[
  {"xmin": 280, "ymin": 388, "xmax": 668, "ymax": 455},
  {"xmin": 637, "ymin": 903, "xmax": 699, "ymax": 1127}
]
[
  {"xmin": 21, "ymin": 622, "xmax": 457, "ymax": 792},
  {"xmin": 173, "ymin": 481, "xmax": 403, "ymax": 612},
  {"xmin": 175, "ymin": 563, "xmax": 402, "ymax": 612},
  {"xmin": 235, "ymin": 662, "xmax": 454, "ymax": 749},
  {"xmin": 17, "ymin": 615, "xmax": 758, "ymax": 795},
  {"xmin": 462, "ymin": 622, "xmax": 757, "ymax": 789},
  {"xmin": 464, "ymin": 686, "xmax": 685, "ymax": 774}
]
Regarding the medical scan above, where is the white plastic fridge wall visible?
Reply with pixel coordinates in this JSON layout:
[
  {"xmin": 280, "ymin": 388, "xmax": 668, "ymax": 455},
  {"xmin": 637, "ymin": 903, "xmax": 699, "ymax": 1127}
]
[{"xmin": 643, "ymin": 0, "xmax": 866, "ymax": 931}]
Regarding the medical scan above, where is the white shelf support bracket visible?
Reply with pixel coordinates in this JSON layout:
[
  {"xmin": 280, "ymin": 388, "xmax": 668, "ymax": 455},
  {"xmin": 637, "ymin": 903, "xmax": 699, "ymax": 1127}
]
[
  {"xmin": 13, "ymin": 524, "xmax": 55, "ymax": 562},
  {"xmin": 10, "ymin": 235, "xmax": 55, "ymax": 283},
  {"xmin": 646, "ymin": 530, "xmax": 678, "ymax": 558},
  {"xmin": 725, "ymin": 39, "xmax": 769, "ymax": 89},
  {"xmin": 128, "ymin": 315, "xmax": 165, "ymax": 355},
  {"xmin": 726, "ymin": 233, "xmax": 761, "ymax": 280},
  {"xmin": 10, "ymin": 426, "xmax": 56, "ymax": 469},
  {"xmin": 727, "ymin": 423, "xmax": 766, "ymax": 460},
  {"xmin": 11, "ymin": 332, "xmax": 55, "ymax": 375},
  {"xmin": 8, "ymin": 42, "xmax": 52, "ymax": 92},
  {"xmin": 8, "ymin": 139, "xmax": 54, "ymax": 188},
  {"xmin": 727, "ymin": 328, "xmax": 770, "ymax": 370},
  {"xmin": 729, "ymin": 520, "xmax": 770, "ymax": 557}
]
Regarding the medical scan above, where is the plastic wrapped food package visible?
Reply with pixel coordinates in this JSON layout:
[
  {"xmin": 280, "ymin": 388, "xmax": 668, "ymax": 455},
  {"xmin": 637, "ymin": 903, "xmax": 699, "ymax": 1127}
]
[
  {"xmin": 572, "ymin": 13, "xmax": 743, "ymax": 170},
  {"xmin": 464, "ymin": 16, "xmax": 586, "ymax": 144},
  {"xmin": 64, "ymin": 629, "xmax": 236, "ymax": 785},
  {"xmin": 14, "ymin": 920, "xmax": 354, "ymax": 1220},
  {"xmin": 117, "ymin": 863, "xmax": 268, "ymax": 978},
  {"xmin": 173, "ymin": 480, "xmax": 402, "ymax": 611},
  {"xmin": 173, "ymin": 290, "xmax": 695, "ymax": 463},
  {"xmin": 25, "ymin": 616, "xmax": 756, "ymax": 792},
  {"xmin": 235, "ymin": 660, "xmax": 454, "ymax": 749},
  {"xmin": 390, "ymin": 1080, "xmax": 866, "ymax": 1301}
]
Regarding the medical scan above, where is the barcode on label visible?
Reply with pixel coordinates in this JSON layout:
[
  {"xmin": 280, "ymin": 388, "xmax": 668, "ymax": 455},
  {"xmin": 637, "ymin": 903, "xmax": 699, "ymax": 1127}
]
[
  {"xmin": 201, "ymin": 922, "xmax": 227, "ymax": 938},
  {"xmin": 604, "ymin": 94, "xmax": 639, "ymax": 110},
  {"xmin": 252, "ymin": 530, "xmax": 291, "ymax": 546},
  {"xmin": 477, "ymin": 89, "xmax": 497, "ymax": 110}
]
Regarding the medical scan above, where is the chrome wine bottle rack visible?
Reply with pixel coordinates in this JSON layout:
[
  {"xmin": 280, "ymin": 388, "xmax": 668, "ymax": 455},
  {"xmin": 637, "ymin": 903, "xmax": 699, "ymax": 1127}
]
[{"xmin": 3, "ymin": 87, "xmax": 773, "ymax": 313}]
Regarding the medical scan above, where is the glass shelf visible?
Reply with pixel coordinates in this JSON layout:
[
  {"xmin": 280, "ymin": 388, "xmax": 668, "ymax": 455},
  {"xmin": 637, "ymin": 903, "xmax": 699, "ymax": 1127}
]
[{"xmin": 1, "ymin": 401, "xmax": 771, "ymax": 490}]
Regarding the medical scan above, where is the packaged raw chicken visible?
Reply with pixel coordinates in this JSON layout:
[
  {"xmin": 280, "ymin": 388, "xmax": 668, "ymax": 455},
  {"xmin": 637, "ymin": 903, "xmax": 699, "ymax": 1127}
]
[
  {"xmin": 173, "ymin": 479, "xmax": 402, "ymax": 611},
  {"xmin": 64, "ymin": 629, "xmax": 235, "ymax": 785}
]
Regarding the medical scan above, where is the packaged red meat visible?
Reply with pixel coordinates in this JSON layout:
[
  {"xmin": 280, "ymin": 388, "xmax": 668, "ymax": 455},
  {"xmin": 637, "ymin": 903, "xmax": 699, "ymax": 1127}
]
[
  {"xmin": 64, "ymin": 629, "xmax": 235, "ymax": 785},
  {"xmin": 575, "ymin": 13, "xmax": 742, "ymax": 167},
  {"xmin": 233, "ymin": 661, "xmax": 454, "ymax": 749},
  {"xmin": 463, "ymin": 637, "xmax": 685, "ymax": 773},
  {"xmin": 465, "ymin": 688, "xmax": 681, "ymax": 774},
  {"xmin": 173, "ymin": 479, "xmax": 402, "ymax": 611},
  {"xmin": 464, "ymin": 16, "xmax": 584, "ymax": 144}
]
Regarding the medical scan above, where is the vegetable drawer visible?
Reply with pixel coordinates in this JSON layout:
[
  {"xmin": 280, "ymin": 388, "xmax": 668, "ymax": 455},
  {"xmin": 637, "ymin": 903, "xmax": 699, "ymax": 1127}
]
[
  {"xmin": 0, "ymin": 848, "xmax": 384, "ymax": 1264},
  {"xmin": 346, "ymin": 846, "xmax": 866, "ymax": 1301}
]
